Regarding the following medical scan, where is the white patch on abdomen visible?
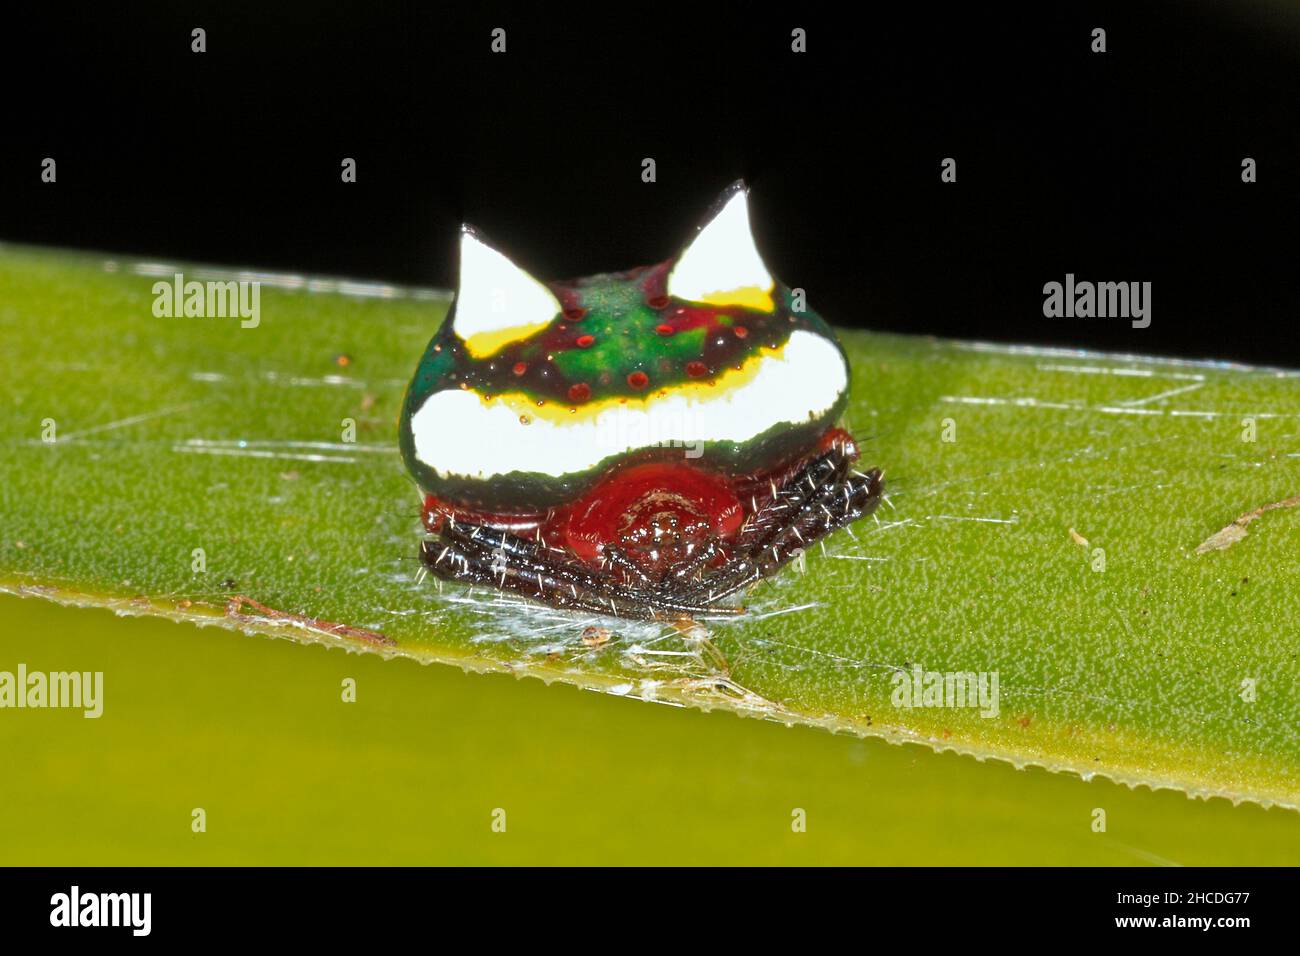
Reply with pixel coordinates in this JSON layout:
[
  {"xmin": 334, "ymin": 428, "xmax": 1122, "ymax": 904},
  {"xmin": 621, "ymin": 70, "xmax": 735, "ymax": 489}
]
[{"xmin": 409, "ymin": 330, "xmax": 848, "ymax": 482}]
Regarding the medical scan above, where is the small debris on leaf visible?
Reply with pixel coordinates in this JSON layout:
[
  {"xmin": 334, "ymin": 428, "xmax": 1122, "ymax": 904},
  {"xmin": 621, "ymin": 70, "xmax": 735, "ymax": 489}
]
[{"xmin": 1196, "ymin": 493, "xmax": 1300, "ymax": 554}]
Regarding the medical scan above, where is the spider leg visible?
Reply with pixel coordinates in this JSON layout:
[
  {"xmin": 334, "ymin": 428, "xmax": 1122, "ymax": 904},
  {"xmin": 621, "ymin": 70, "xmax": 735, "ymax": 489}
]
[
  {"xmin": 677, "ymin": 451, "xmax": 847, "ymax": 602},
  {"xmin": 421, "ymin": 535, "xmax": 634, "ymax": 616},
  {"xmin": 421, "ymin": 523, "xmax": 740, "ymax": 620},
  {"xmin": 743, "ymin": 465, "xmax": 883, "ymax": 583},
  {"xmin": 440, "ymin": 518, "xmax": 558, "ymax": 563},
  {"xmin": 437, "ymin": 520, "xmax": 633, "ymax": 602},
  {"xmin": 657, "ymin": 538, "xmax": 725, "ymax": 590},
  {"xmin": 682, "ymin": 452, "xmax": 884, "ymax": 604},
  {"xmin": 735, "ymin": 450, "xmax": 852, "ymax": 555},
  {"xmin": 599, "ymin": 545, "xmax": 657, "ymax": 588},
  {"xmin": 676, "ymin": 464, "xmax": 838, "ymax": 604}
]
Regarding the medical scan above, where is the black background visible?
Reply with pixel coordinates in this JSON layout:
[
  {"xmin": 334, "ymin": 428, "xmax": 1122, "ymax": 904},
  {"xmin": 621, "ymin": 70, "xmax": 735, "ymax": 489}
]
[
  {"xmin": 0, "ymin": 867, "xmax": 1291, "ymax": 940},
  {"xmin": 3, "ymin": 1, "xmax": 1297, "ymax": 364}
]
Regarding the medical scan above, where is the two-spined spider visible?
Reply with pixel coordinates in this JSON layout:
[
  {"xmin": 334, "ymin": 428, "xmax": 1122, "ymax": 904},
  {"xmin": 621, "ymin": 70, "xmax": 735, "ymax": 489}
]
[{"xmin": 399, "ymin": 182, "xmax": 883, "ymax": 620}]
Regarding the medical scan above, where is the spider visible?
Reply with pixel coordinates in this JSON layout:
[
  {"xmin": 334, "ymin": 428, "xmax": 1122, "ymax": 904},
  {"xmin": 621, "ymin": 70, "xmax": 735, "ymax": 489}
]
[{"xmin": 399, "ymin": 181, "xmax": 884, "ymax": 620}]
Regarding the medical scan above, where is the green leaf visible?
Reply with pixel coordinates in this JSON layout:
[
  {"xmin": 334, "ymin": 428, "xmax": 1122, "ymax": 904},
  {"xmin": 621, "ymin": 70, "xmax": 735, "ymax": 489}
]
[
  {"xmin": 2, "ymin": 243, "xmax": 1297, "ymax": 813},
  {"xmin": 5, "ymin": 591, "xmax": 1295, "ymax": 865}
]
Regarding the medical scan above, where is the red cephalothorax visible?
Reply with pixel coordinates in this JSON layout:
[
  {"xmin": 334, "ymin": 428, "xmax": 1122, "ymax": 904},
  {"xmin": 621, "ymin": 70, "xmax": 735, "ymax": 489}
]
[
  {"xmin": 424, "ymin": 459, "xmax": 747, "ymax": 576},
  {"xmin": 418, "ymin": 427, "xmax": 877, "ymax": 618}
]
